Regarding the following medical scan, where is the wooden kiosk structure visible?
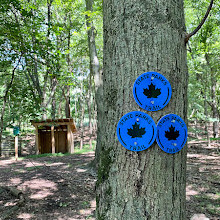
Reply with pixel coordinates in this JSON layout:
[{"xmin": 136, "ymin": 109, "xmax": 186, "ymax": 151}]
[{"xmin": 31, "ymin": 119, "xmax": 77, "ymax": 154}]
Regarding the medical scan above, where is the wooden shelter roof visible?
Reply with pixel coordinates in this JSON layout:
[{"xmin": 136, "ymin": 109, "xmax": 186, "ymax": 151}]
[{"xmin": 31, "ymin": 118, "xmax": 77, "ymax": 133}]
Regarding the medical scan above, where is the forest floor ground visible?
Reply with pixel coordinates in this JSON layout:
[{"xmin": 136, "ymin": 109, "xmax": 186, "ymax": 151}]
[{"xmin": 0, "ymin": 141, "xmax": 219, "ymax": 220}]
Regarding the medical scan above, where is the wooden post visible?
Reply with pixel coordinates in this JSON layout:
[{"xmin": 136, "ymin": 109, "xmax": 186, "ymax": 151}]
[
  {"xmin": 35, "ymin": 126, "xmax": 39, "ymax": 154},
  {"xmin": 15, "ymin": 136, "xmax": 18, "ymax": 161},
  {"xmin": 51, "ymin": 126, "xmax": 55, "ymax": 154},
  {"xmin": 67, "ymin": 125, "xmax": 74, "ymax": 153}
]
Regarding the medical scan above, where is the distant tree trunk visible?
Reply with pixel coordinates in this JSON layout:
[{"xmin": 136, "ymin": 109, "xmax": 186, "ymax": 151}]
[
  {"xmin": 80, "ymin": 81, "xmax": 85, "ymax": 150},
  {"xmin": 51, "ymin": 90, "xmax": 56, "ymax": 120},
  {"xmin": 65, "ymin": 86, "xmax": 71, "ymax": 118},
  {"xmin": 80, "ymin": 109, "xmax": 85, "ymax": 150},
  {"xmin": 211, "ymin": 74, "xmax": 219, "ymax": 138},
  {"xmin": 41, "ymin": 0, "xmax": 54, "ymax": 120},
  {"xmin": 205, "ymin": 53, "xmax": 219, "ymax": 138},
  {"xmin": 87, "ymin": 76, "xmax": 93, "ymax": 149},
  {"xmin": 58, "ymin": 100, "xmax": 63, "ymax": 118},
  {"xmin": 74, "ymin": 99, "xmax": 77, "ymax": 118},
  {"xmin": 0, "ymin": 56, "xmax": 22, "ymax": 156},
  {"xmin": 195, "ymin": 116, "xmax": 199, "ymax": 139},
  {"xmin": 96, "ymin": 0, "xmax": 188, "ymax": 219},
  {"xmin": 85, "ymin": 0, "xmax": 102, "ymax": 162},
  {"xmin": 209, "ymin": 69, "xmax": 219, "ymax": 139},
  {"xmin": 65, "ymin": 21, "xmax": 71, "ymax": 118},
  {"xmin": 93, "ymin": 94, "xmax": 97, "ymax": 132},
  {"xmin": 0, "ymin": 85, "xmax": 9, "ymax": 157},
  {"xmin": 51, "ymin": 77, "xmax": 56, "ymax": 120},
  {"xmin": 204, "ymin": 95, "xmax": 211, "ymax": 147}
]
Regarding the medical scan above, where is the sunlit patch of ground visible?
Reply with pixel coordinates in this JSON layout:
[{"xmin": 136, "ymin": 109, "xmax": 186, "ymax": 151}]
[
  {"xmin": 0, "ymin": 152, "xmax": 96, "ymax": 220},
  {"xmin": 17, "ymin": 213, "xmax": 34, "ymax": 219},
  {"xmin": 186, "ymin": 140, "xmax": 220, "ymax": 220}
]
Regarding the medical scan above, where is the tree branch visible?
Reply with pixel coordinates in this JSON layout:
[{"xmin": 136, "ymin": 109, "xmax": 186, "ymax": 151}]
[{"xmin": 185, "ymin": 0, "xmax": 214, "ymax": 43}]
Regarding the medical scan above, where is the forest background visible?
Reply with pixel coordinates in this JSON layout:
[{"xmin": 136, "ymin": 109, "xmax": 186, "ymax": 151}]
[{"xmin": 0, "ymin": 0, "xmax": 219, "ymax": 150}]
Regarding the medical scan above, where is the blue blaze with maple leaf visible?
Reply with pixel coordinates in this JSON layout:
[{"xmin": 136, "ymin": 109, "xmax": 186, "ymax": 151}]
[
  {"xmin": 165, "ymin": 125, "xmax": 180, "ymax": 140},
  {"xmin": 143, "ymin": 83, "xmax": 161, "ymax": 98},
  {"xmin": 127, "ymin": 122, "xmax": 146, "ymax": 138}
]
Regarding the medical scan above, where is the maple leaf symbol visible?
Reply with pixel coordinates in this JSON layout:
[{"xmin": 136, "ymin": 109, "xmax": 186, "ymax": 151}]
[
  {"xmin": 143, "ymin": 83, "xmax": 161, "ymax": 98},
  {"xmin": 165, "ymin": 125, "xmax": 180, "ymax": 140},
  {"xmin": 127, "ymin": 122, "xmax": 146, "ymax": 138}
]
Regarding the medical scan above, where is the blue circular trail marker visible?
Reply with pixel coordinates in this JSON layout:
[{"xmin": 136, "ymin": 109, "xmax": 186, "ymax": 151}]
[
  {"xmin": 133, "ymin": 72, "xmax": 172, "ymax": 111},
  {"xmin": 117, "ymin": 111, "xmax": 157, "ymax": 152},
  {"xmin": 156, "ymin": 114, "xmax": 187, "ymax": 154}
]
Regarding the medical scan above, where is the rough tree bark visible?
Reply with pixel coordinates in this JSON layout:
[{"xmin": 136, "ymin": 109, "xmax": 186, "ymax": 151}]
[{"xmin": 96, "ymin": 1, "xmax": 188, "ymax": 219}]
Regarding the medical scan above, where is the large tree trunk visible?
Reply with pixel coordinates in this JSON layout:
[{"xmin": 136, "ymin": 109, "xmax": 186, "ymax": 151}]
[{"xmin": 96, "ymin": 1, "xmax": 188, "ymax": 219}]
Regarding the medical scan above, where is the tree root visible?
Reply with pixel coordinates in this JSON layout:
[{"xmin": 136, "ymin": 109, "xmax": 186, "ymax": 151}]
[{"xmin": 0, "ymin": 186, "xmax": 25, "ymax": 220}]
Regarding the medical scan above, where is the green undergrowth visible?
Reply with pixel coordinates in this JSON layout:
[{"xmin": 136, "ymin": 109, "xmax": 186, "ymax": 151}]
[
  {"xmin": 17, "ymin": 141, "xmax": 96, "ymax": 160},
  {"xmin": 188, "ymin": 136, "xmax": 220, "ymax": 142},
  {"xmin": 194, "ymin": 193, "xmax": 220, "ymax": 216},
  {"xmin": 74, "ymin": 143, "xmax": 96, "ymax": 154}
]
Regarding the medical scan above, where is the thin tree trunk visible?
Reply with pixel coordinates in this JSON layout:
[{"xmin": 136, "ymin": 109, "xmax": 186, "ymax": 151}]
[
  {"xmin": 51, "ymin": 80, "xmax": 56, "ymax": 120},
  {"xmin": 211, "ymin": 75, "xmax": 219, "ymax": 138},
  {"xmin": 42, "ymin": 0, "xmax": 53, "ymax": 120},
  {"xmin": 80, "ymin": 81, "xmax": 85, "ymax": 150},
  {"xmin": 85, "ymin": 0, "xmax": 101, "ymax": 163},
  {"xmin": 195, "ymin": 116, "xmax": 199, "ymax": 139},
  {"xmin": 0, "ymin": 55, "xmax": 22, "ymax": 156},
  {"xmin": 204, "ymin": 95, "xmax": 211, "ymax": 147},
  {"xmin": 204, "ymin": 71, "xmax": 211, "ymax": 147},
  {"xmin": 92, "ymin": 91, "xmax": 97, "ymax": 132},
  {"xmin": 65, "ymin": 21, "xmax": 71, "ymax": 118},
  {"xmin": 58, "ymin": 100, "xmax": 62, "ymax": 118},
  {"xmin": 74, "ymin": 99, "xmax": 77, "ymax": 118},
  {"xmin": 210, "ymin": 70, "xmax": 219, "ymax": 139},
  {"xmin": 65, "ymin": 86, "xmax": 71, "ymax": 118},
  {"xmin": 205, "ymin": 53, "xmax": 219, "ymax": 138},
  {"xmin": 80, "ymin": 109, "xmax": 84, "ymax": 150},
  {"xmin": 87, "ymin": 76, "xmax": 93, "ymax": 149},
  {"xmin": 97, "ymin": 1, "xmax": 188, "ymax": 219}
]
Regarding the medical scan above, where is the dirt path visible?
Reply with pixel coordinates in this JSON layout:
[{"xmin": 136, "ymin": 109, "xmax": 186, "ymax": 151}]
[
  {"xmin": 186, "ymin": 141, "xmax": 220, "ymax": 220},
  {"xmin": 0, "ymin": 153, "xmax": 96, "ymax": 220},
  {"xmin": 0, "ymin": 142, "xmax": 219, "ymax": 220}
]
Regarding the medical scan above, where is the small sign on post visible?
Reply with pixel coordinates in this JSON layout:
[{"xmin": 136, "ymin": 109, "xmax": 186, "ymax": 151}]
[
  {"xmin": 13, "ymin": 126, "xmax": 20, "ymax": 136},
  {"xmin": 13, "ymin": 126, "xmax": 20, "ymax": 161}
]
